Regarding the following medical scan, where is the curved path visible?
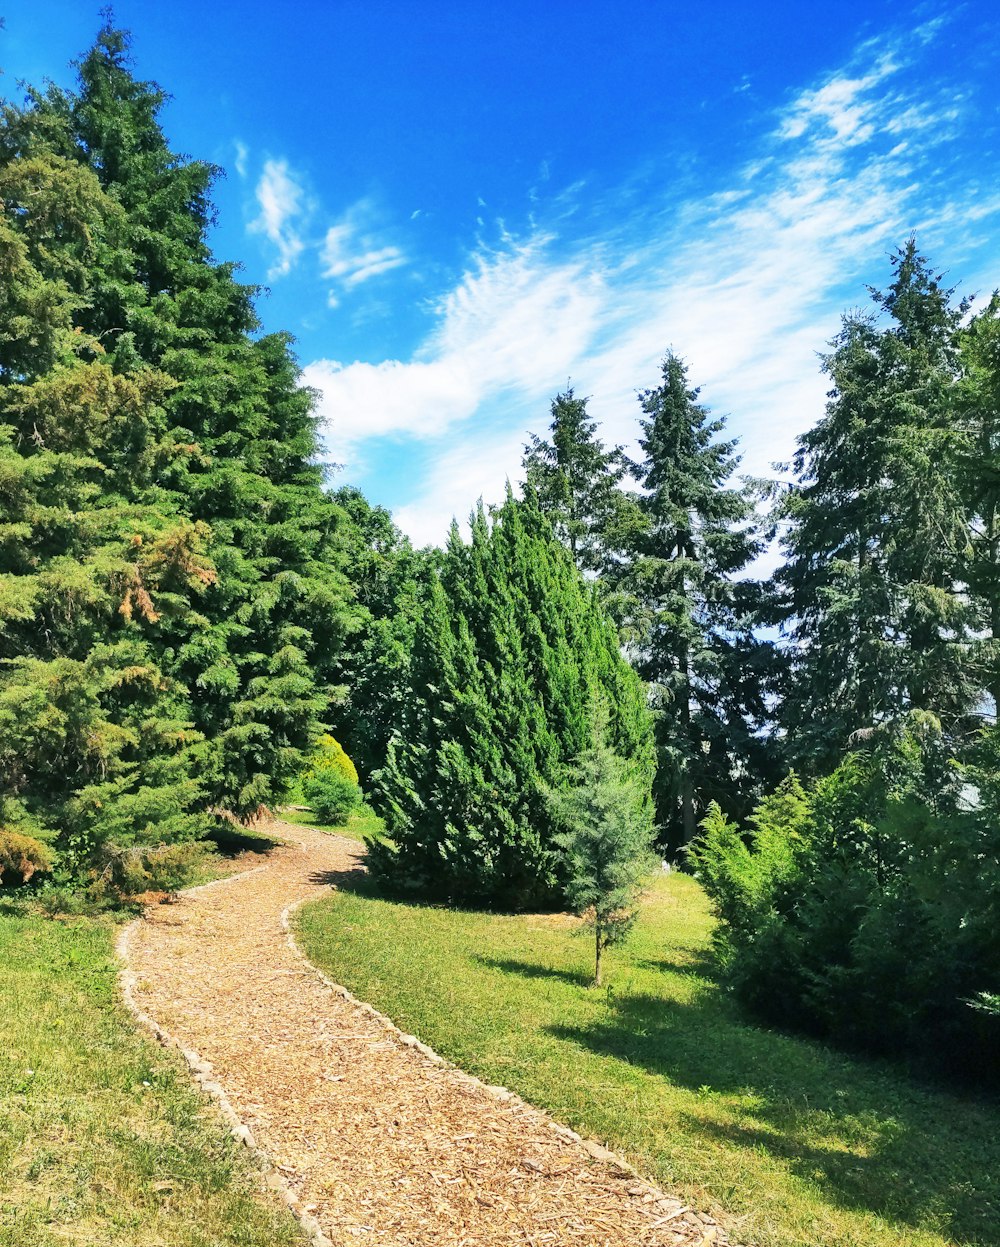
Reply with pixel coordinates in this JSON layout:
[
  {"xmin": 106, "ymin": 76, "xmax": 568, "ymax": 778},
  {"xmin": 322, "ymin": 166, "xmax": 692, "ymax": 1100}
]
[{"xmin": 122, "ymin": 821, "xmax": 737, "ymax": 1246}]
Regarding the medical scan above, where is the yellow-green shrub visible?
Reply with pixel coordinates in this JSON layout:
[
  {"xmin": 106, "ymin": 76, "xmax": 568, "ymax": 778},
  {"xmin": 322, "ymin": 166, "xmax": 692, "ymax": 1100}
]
[
  {"xmin": 307, "ymin": 734, "xmax": 359, "ymax": 786},
  {"xmin": 0, "ymin": 829, "xmax": 53, "ymax": 884}
]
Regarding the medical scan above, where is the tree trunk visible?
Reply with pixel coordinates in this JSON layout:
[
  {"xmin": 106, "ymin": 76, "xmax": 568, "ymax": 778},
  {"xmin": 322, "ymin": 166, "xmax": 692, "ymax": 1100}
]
[
  {"xmin": 594, "ymin": 924, "xmax": 602, "ymax": 987},
  {"xmin": 681, "ymin": 770, "xmax": 696, "ymax": 845}
]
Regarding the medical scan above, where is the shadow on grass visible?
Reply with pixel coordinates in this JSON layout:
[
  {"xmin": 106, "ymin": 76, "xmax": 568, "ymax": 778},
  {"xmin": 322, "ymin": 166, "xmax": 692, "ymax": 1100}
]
[
  {"xmin": 550, "ymin": 989, "xmax": 1000, "ymax": 1246},
  {"xmin": 474, "ymin": 955, "xmax": 592, "ymax": 987},
  {"xmin": 632, "ymin": 952, "xmax": 719, "ymax": 981},
  {"xmin": 308, "ymin": 866, "xmax": 371, "ymax": 892}
]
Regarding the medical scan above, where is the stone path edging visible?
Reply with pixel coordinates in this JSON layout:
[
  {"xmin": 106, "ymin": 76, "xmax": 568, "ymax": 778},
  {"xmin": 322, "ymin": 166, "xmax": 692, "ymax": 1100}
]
[{"xmin": 117, "ymin": 910, "xmax": 334, "ymax": 1247}]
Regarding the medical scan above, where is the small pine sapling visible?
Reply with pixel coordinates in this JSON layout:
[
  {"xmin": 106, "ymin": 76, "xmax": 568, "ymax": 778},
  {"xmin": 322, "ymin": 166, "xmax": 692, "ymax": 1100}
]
[{"xmin": 547, "ymin": 738, "xmax": 656, "ymax": 985}]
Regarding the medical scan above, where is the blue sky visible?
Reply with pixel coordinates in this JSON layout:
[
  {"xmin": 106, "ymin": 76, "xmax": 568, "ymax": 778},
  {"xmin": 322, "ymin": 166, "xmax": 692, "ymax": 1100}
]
[{"xmin": 2, "ymin": 2, "xmax": 999, "ymax": 544}]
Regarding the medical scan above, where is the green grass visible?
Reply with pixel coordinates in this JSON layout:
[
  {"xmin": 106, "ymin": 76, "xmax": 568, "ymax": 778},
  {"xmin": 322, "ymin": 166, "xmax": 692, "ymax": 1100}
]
[
  {"xmin": 277, "ymin": 803, "xmax": 386, "ymax": 845},
  {"xmin": 296, "ymin": 869, "xmax": 1000, "ymax": 1247},
  {"xmin": 0, "ymin": 910, "xmax": 305, "ymax": 1247}
]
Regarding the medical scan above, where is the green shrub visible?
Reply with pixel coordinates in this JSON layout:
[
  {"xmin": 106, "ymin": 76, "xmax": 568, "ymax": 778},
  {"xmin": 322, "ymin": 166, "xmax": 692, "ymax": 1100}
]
[
  {"xmin": 689, "ymin": 720, "xmax": 1000, "ymax": 1082},
  {"xmin": 303, "ymin": 770, "xmax": 361, "ymax": 825},
  {"xmin": 308, "ymin": 734, "xmax": 359, "ymax": 785},
  {"xmin": 92, "ymin": 840, "xmax": 210, "ymax": 898}
]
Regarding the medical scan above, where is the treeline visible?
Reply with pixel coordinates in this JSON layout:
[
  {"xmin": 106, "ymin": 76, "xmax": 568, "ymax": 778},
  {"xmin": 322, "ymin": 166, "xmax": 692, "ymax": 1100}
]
[
  {"xmin": 343, "ymin": 249, "xmax": 1000, "ymax": 1076},
  {"xmin": 2, "ymin": 27, "xmax": 997, "ymax": 1076}
]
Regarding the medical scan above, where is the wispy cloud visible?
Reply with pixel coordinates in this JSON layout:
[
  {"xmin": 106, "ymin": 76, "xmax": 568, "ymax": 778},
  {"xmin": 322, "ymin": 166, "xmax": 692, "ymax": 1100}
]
[
  {"xmin": 319, "ymin": 201, "xmax": 407, "ymax": 302},
  {"xmin": 305, "ymin": 235, "xmax": 603, "ymax": 455},
  {"xmin": 250, "ymin": 158, "xmax": 308, "ymax": 279},
  {"xmin": 308, "ymin": 21, "xmax": 998, "ymax": 545}
]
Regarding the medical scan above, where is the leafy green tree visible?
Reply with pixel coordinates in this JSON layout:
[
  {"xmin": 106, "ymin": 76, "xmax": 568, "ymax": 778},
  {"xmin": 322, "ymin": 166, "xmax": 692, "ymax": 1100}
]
[
  {"xmin": 546, "ymin": 735, "xmax": 656, "ymax": 985},
  {"xmin": 624, "ymin": 352, "xmax": 774, "ymax": 848},
  {"xmin": 369, "ymin": 489, "xmax": 654, "ymax": 909},
  {"xmin": 776, "ymin": 241, "xmax": 975, "ymax": 771}
]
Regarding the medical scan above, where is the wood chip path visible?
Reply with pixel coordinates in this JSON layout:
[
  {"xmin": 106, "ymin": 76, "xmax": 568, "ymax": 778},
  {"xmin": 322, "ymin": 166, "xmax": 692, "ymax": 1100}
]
[{"xmin": 121, "ymin": 821, "xmax": 740, "ymax": 1246}]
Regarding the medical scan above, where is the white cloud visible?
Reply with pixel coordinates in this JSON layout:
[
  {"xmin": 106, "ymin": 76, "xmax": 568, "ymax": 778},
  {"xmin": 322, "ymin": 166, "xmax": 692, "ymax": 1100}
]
[
  {"xmin": 306, "ymin": 235, "xmax": 603, "ymax": 461},
  {"xmin": 249, "ymin": 159, "xmax": 308, "ymax": 279},
  {"xmin": 308, "ymin": 25, "xmax": 998, "ymax": 546},
  {"xmin": 233, "ymin": 139, "xmax": 249, "ymax": 179},
  {"xmin": 321, "ymin": 207, "xmax": 406, "ymax": 293}
]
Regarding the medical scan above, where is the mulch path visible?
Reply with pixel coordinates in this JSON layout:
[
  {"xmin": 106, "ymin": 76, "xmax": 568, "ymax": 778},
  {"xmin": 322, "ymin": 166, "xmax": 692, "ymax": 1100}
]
[{"xmin": 123, "ymin": 821, "xmax": 741, "ymax": 1246}]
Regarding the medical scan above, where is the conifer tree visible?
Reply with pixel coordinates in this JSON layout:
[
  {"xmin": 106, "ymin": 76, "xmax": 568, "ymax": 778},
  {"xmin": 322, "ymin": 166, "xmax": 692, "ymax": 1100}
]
[
  {"xmin": 957, "ymin": 296, "xmax": 1000, "ymax": 715},
  {"xmin": 777, "ymin": 241, "xmax": 975, "ymax": 771},
  {"xmin": 522, "ymin": 389, "xmax": 637, "ymax": 583},
  {"xmin": 546, "ymin": 735, "xmax": 656, "ymax": 985},
  {"xmin": 0, "ymin": 24, "xmax": 356, "ymax": 883},
  {"xmin": 369, "ymin": 489, "xmax": 654, "ymax": 908},
  {"xmin": 624, "ymin": 353, "xmax": 773, "ymax": 848}
]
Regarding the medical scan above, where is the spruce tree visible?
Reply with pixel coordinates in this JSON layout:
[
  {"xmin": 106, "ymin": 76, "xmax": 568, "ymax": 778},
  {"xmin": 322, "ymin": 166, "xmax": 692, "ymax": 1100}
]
[
  {"xmin": 776, "ymin": 241, "xmax": 975, "ymax": 771},
  {"xmin": 957, "ymin": 296, "xmax": 1000, "ymax": 715},
  {"xmin": 369, "ymin": 489, "xmax": 654, "ymax": 908},
  {"xmin": 545, "ymin": 735, "xmax": 656, "ymax": 985},
  {"xmin": 522, "ymin": 389, "xmax": 637, "ymax": 583},
  {"xmin": 624, "ymin": 352, "xmax": 774, "ymax": 849}
]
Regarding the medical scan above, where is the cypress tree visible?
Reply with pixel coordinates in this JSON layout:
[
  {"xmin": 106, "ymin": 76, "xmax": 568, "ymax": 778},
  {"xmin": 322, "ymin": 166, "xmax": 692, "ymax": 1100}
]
[{"xmin": 369, "ymin": 489, "xmax": 654, "ymax": 908}]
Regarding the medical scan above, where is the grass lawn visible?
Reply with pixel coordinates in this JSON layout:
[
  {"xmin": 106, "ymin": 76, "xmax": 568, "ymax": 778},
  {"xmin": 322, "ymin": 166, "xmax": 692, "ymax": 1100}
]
[
  {"xmin": 296, "ymin": 868, "xmax": 1000, "ymax": 1247},
  {"xmin": 278, "ymin": 804, "xmax": 385, "ymax": 845},
  {"xmin": 0, "ymin": 909, "xmax": 304, "ymax": 1247}
]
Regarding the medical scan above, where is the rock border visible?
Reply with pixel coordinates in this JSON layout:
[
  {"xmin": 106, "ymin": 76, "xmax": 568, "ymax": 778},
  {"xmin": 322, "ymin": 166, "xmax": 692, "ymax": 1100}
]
[{"xmin": 282, "ymin": 892, "xmax": 735, "ymax": 1245}]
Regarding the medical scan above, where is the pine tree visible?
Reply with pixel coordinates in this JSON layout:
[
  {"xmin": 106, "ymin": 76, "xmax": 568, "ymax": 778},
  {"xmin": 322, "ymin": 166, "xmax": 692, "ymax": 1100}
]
[
  {"xmin": 776, "ymin": 241, "xmax": 975, "ymax": 771},
  {"xmin": 624, "ymin": 352, "xmax": 774, "ymax": 849},
  {"xmin": 369, "ymin": 489, "xmax": 654, "ymax": 908}
]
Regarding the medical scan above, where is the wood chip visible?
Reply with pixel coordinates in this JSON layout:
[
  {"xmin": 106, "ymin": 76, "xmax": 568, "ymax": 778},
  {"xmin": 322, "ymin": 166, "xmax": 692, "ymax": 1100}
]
[{"xmin": 125, "ymin": 820, "xmax": 742, "ymax": 1246}]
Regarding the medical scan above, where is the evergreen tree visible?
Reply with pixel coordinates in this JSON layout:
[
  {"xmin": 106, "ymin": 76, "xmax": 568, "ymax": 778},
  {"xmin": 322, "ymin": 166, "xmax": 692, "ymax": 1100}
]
[
  {"xmin": 546, "ymin": 735, "xmax": 656, "ymax": 985},
  {"xmin": 957, "ymin": 296, "xmax": 1000, "ymax": 715},
  {"xmin": 776, "ymin": 241, "xmax": 975, "ymax": 771},
  {"xmin": 0, "ymin": 24, "xmax": 356, "ymax": 885},
  {"xmin": 624, "ymin": 353, "xmax": 774, "ymax": 849},
  {"xmin": 325, "ymin": 486, "xmax": 424, "ymax": 784},
  {"xmin": 522, "ymin": 389, "xmax": 637, "ymax": 585},
  {"xmin": 369, "ymin": 489, "xmax": 654, "ymax": 909}
]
